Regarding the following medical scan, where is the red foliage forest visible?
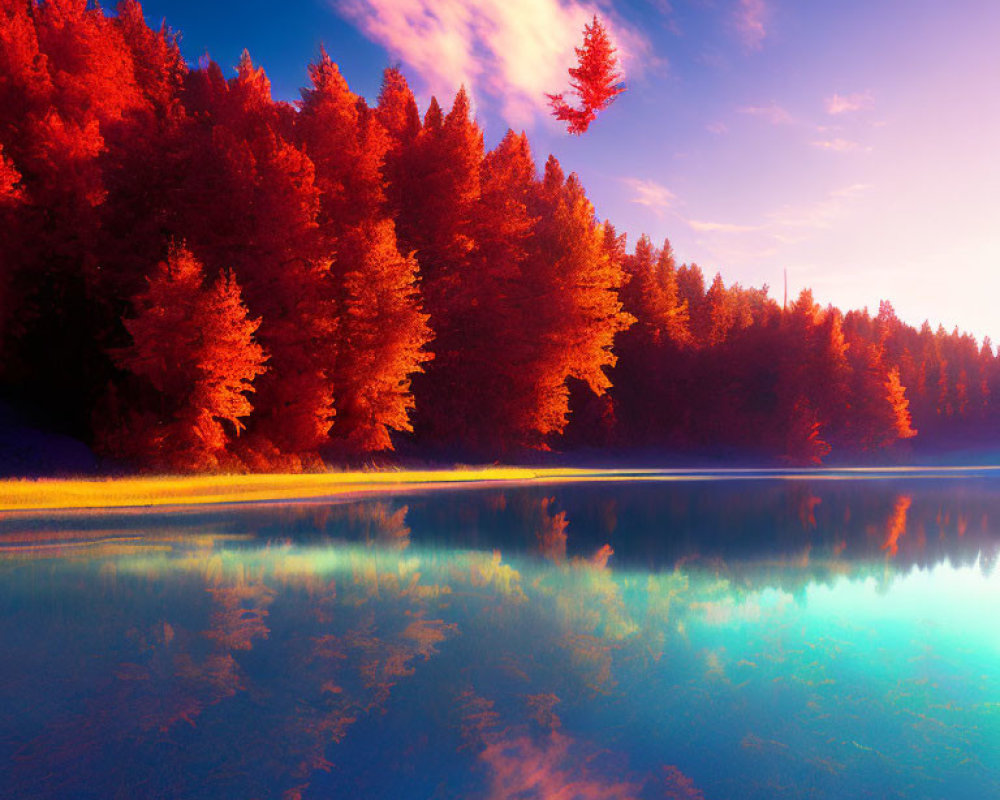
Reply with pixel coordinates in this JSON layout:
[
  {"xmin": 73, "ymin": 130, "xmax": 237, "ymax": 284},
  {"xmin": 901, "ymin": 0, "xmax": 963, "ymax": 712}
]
[{"xmin": 1, "ymin": 1, "xmax": 998, "ymax": 472}]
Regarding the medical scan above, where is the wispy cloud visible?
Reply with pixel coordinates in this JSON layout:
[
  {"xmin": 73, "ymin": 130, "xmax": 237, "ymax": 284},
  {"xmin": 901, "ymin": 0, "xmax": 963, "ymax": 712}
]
[
  {"xmin": 686, "ymin": 184, "xmax": 874, "ymax": 256},
  {"xmin": 767, "ymin": 183, "xmax": 873, "ymax": 230},
  {"xmin": 335, "ymin": 0, "xmax": 651, "ymax": 127},
  {"xmin": 738, "ymin": 102, "xmax": 794, "ymax": 125},
  {"xmin": 623, "ymin": 177, "xmax": 676, "ymax": 212},
  {"xmin": 811, "ymin": 138, "xmax": 872, "ymax": 153},
  {"xmin": 689, "ymin": 219, "xmax": 760, "ymax": 233},
  {"xmin": 733, "ymin": 0, "xmax": 769, "ymax": 51},
  {"xmin": 825, "ymin": 91, "xmax": 874, "ymax": 115},
  {"xmin": 737, "ymin": 100, "xmax": 872, "ymax": 151},
  {"xmin": 706, "ymin": 121, "xmax": 729, "ymax": 135}
]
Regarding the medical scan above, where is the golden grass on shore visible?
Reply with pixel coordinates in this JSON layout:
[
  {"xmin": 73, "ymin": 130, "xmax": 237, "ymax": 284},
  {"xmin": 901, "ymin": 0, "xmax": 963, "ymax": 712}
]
[
  {"xmin": 0, "ymin": 467, "xmax": 598, "ymax": 514},
  {"xmin": 1, "ymin": 465, "xmax": 994, "ymax": 515}
]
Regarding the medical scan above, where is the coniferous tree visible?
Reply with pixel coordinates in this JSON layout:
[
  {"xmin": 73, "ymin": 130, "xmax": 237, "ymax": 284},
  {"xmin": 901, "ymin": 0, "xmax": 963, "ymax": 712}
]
[
  {"xmin": 520, "ymin": 157, "xmax": 632, "ymax": 443},
  {"xmin": 177, "ymin": 52, "xmax": 336, "ymax": 465},
  {"xmin": 841, "ymin": 311, "xmax": 917, "ymax": 452},
  {"xmin": 329, "ymin": 222, "xmax": 431, "ymax": 453},
  {"xmin": 677, "ymin": 263, "xmax": 706, "ymax": 336},
  {"xmin": 548, "ymin": 15, "xmax": 625, "ymax": 134},
  {"xmin": 0, "ymin": 0, "xmax": 145, "ymax": 436},
  {"xmin": 461, "ymin": 129, "xmax": 540, "ymax": 451},
  {"xmin": 110, "ymin": 244, "xmax": 267, "ymax": 471},
  {"xmin": 376, "ymin": 66, "xmax": 422, "ymax": 224},
  {"xmin": 774, "ymin": 291, "xmax": 844, "ymax": 463},
  {"xmin": 404, "ymin": 88, "xmax": 485, "ymax": 448},
  {"xmin": 297, "ymin": 51, "xmax": 431, "ymax": 455},
  {"xmin": 613, "ymin": 235, "xmax": 691, "ymax": 445},
  {"xmin": 655, "ymin": 239, "xmax": 692, "ymax": 347},
  {"xmin": 702, "ymin": 273, "xmax": 736, "ymax": 347}
]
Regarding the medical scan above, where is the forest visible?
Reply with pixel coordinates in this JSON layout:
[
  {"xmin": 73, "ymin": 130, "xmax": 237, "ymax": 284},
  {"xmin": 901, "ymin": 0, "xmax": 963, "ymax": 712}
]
[{"xmin": 2, "ymin": 0, "xmax": 998, "ymax": 472}]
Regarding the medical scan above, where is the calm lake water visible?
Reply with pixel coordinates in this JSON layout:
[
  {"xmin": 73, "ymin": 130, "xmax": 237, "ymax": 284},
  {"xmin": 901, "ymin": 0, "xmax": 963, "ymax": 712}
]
[{"xmin": 2, "ymin": 471, "xmax": 999, "ymax": 799}]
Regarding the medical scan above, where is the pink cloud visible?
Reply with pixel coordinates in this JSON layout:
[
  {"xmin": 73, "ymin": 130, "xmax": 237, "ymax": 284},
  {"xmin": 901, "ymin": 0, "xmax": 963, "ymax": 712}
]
[
  {"xmin": 825, "ymin": 91, "xmax": 874, "ymax": 115},
  {"xmin": 335, "ymin": 0, "xmax": 651, "ymax": 128},
  {"xmin": 688, "ymin": 219, "xmax": 760, "ymax": 234},
  {"xmin": 683, "ymin": 183, "xmax": 874, "ymax": 263},
  {"xmin": 734, "ymin": 0, "xmax": 769, "ymax": 51},
  {"xmin": 767, "ymin": 183, "xmax": 873, "ymax": 229},
  {"xmin": 623, "ymin": 177, "xmax": 676, "ymax": 212},
  {"xmin": 738, "ymin": 102, "xmax": 794, "ymax": 125},
  {"xmin": 811, "ymin": 138, "xmax": 871, "ymax": 153}
]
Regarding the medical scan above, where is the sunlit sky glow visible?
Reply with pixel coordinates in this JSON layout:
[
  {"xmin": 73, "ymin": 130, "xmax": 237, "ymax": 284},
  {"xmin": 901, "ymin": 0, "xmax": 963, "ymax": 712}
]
[{"xmin": 141, "ymin": 0, "xmax": 1000, "ymax": 342}]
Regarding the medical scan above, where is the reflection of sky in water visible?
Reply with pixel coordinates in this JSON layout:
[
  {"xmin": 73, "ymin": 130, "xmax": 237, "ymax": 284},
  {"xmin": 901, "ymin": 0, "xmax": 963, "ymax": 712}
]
[{"xmin": 1, "ymin": 477, "xmax": 999, "ymax": 798}]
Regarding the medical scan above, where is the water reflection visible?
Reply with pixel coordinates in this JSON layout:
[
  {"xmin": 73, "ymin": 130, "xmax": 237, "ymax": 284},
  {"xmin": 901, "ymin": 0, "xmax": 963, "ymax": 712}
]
[{"xmin": 1, "ymin": 477, "xmax": 999, "ymax": 798}]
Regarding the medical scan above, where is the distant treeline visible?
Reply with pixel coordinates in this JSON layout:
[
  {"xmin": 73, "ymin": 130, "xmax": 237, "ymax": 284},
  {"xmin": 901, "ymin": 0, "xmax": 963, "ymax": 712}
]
[{"xmin": 1, "ymin": 1, "xmax": 996, "ymax": 471}]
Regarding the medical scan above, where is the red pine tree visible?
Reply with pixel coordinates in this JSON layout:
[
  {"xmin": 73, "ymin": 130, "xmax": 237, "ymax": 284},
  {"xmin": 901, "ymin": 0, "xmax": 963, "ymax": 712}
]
[
  {"xmin": 176, "ymin": 52, "xmax": 337, "ymax": 465},
  {"xmin": 611, "ymin": 235, "xmax": 693, "ymax": 446},
  {"xmin": 297, "ymin": 50, "xmax": 431, "ymax": 454},
  {"xmin": 112, "ymin": 244, "xmax": 267, "ymax": 471},
  {"xmin": 375, "ymin": 66, "xmax": 422, "ymax": 223},
  {"xmin": 0, "ymin": 0, "xmax": 146, "ymax": 437},
  {"xmin": 403, "ymin": 87, "xmax": 485, "ymax": 447},
  {"xmin": 520, "ymin": 157, "xmax": 633, "ymax": 441},
  {"xmin": 330, "ymin": 222, "xmax": 432, "ymax": 452},
  {"xmin": 463, "ymin": 129, "xmax": 541, "ymax": 451},
  {"xmin": 548, "ymin": 16, "xmax": 625, "ymax": 135}
]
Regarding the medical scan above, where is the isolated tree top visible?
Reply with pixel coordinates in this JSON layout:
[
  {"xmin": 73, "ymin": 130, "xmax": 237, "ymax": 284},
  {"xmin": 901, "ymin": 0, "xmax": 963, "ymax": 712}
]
[{"xmin": 548, "ymin": 15, "xmax": 626, "ymax": 135}]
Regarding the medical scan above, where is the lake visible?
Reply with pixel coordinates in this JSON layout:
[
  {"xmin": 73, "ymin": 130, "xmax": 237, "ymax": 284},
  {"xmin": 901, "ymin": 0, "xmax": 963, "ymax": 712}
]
[{"xmin": 1, "ymin": 470, "xmax": 999, "ymax": 798}]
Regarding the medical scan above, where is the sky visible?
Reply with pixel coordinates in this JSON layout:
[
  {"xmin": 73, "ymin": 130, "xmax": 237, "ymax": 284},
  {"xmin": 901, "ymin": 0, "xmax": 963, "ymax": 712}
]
[{"xmin": 139, "ymin": 0, "xmax": 1000, "ymax": 342}]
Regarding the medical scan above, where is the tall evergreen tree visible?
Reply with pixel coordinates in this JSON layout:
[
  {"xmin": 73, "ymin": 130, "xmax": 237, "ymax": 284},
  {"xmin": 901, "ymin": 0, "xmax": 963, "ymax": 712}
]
[
  {"xmin": 0, "ymin": 0, "xmax": 145, "ymax": 436},
  {"xmin": 375, "ymin": 66, "xmax": 421, "ymax": 224},
  {"xmin": 297, "ymin": 50, "xmax": 431, "ymax": 455},
  {"xmin": 110, "ymin": 244, "xmax": 267, "ymax": 471},
  {"xmin": 548, "ymin": 15, "xmax": 626, "ymax": 134},
  {"xmin": 176, "ymin": 52, "xmax": 336, "ymax": 465},
  {"xmin": 405, "ymin": 88, "xmax": 485, "ymax": 448},
  {"xmin": 519, "ymin": 157, "xmax": 632, "ymax": 443}
]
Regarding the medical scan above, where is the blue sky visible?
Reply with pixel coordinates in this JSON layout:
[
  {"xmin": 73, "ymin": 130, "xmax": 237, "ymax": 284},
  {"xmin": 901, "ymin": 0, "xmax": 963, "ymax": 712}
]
[{"xmin": 138, "ymin": 0, "xmax": 1000, "ymax": 342}]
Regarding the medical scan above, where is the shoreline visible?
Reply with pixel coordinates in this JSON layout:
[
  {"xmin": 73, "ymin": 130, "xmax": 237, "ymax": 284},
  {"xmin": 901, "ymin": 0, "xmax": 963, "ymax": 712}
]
[
  {"xmin": 0, "ymin": 468, "xmax": 568, "ymax": 515},
  {"xmin": 2, "ymin": 465, "xmax": 1000, "ymax": 515}
]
